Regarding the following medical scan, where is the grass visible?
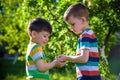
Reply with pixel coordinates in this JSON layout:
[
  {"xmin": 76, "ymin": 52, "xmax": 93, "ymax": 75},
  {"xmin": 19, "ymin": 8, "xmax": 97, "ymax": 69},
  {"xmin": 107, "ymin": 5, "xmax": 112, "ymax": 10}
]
[
  {"xmin": 0, "ymin": 59, "xmax": 76, "ymax": 80},
  {"xmin": 0, "ymin": 59, "xmax": 26, "ymax": 80},
  {"xmin": 0, "ymin": 58, "xmax": 119, "ymax": 80},
  {"xmin": 108, "ymin": 57, "xmax": 120, "ymax": 80}
]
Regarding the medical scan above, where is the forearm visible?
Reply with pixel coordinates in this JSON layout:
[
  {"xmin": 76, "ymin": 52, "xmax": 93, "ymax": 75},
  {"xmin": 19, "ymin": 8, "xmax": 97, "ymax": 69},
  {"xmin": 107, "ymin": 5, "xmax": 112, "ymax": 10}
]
[
  {"xmin": 36, "ymin": 60, "xmax": 56, "ymax": 72},
  {"xmin": 66, "ymin": 56, "xmax": 87, "ymax": 63},
  {"xmin": 66, "ymin": 49, "xmax": 89, "ymax": 63}
]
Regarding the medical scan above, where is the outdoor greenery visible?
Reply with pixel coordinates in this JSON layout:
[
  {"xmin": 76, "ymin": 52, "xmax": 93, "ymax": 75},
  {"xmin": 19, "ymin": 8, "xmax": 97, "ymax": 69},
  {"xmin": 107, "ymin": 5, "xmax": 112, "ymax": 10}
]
[
  {"xmin": 0, "ymin": 0, "xmax": 120, "ymax": 80},
  {"xmin": 0, "ymin": 59, "xmax": 76, "ymax": 80},
  {"xmin": 0, "ymin": 59, "xmax": 118, "ymax": 80}
]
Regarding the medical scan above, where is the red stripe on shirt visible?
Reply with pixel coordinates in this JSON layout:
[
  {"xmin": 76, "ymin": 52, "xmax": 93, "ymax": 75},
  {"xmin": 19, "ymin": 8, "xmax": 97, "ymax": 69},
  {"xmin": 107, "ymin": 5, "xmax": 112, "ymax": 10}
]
[
  {"xmin": 81, "ymin": 71, "xmax": 100, "ymax": 76},
  {"xmin": 76, "ymin": 52, "xmax": 99, "ymax": 58},
  {"xmin": 89, "ymin": 52, "xmax": 99, "ymax": 58},
  {"xmin": 80, "ymin": 33, "xmax": 96, "ymax": 39}
]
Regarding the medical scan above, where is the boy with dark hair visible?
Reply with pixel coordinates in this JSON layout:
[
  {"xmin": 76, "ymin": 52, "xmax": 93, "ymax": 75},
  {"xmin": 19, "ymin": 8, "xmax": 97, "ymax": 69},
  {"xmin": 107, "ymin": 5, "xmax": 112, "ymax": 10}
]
[{"xmin": 26, "ymin": 18, "xmax": 65, "ymax": 80}]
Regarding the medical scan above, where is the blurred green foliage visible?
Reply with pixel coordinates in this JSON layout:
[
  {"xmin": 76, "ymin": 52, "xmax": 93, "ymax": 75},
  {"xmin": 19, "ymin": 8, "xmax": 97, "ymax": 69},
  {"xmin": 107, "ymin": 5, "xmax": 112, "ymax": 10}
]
[
  {"xmin": 0, "ymin": 59, "xmax": 118, "ymax": 80},
  {"xmin": 0, "ymin": 0, "xmax": 120, "ymax": 80},
  {"xmin": 0, "ymin": 59, "xmax": 76, "ymax": 80}
]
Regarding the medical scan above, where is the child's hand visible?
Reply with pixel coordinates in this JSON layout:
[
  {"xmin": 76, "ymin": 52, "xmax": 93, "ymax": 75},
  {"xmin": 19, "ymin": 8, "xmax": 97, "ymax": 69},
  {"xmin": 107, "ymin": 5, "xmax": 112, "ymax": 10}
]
[
  {"xmin": 56, "ymin": 55, "xmax": 67, "ymax": 62},
  {"xmin": 53, "ymin": 55, "xmax": 67, "ymax": 68},
  {"xmin": 58, "ymin": 60, "xmax": 66, "ymax": 68},
  {"xmin": 54, "ymin": 59, "xmax": 66, "ymax": 68}
]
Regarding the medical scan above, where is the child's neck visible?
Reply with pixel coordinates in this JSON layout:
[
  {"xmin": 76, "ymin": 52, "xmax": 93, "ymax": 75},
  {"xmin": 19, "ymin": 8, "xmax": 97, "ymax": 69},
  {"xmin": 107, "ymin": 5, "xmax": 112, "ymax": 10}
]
[
  {"xmin": 30, "ymin": 38, "xmax": 42, "ymax": 46},
  {"xmin": 84, "ymin": 22, "xmax": 90, "ymax": 30},
  {"xmin": 30, "ymin": 38, "xmax": 36, "ymax": 44}
]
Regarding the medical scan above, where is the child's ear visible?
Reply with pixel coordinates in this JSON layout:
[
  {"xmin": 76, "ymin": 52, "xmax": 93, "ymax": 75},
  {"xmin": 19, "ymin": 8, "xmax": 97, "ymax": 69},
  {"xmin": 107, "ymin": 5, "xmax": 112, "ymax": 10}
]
[
  {"xmin": 31, "ymin": 31, "xmax": 37, "ymax": 38},
  {"xmin": 81, "ymin": 17, "xmax": 86, "ymax": 23}
]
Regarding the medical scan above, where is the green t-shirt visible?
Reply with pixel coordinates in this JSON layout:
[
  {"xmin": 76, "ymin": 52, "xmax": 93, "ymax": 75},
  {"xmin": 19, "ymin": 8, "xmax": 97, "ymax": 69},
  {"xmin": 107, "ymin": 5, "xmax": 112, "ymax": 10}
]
[{"xmin": 26, "ymin": 42, "xmax": 49, "ymax": 80}]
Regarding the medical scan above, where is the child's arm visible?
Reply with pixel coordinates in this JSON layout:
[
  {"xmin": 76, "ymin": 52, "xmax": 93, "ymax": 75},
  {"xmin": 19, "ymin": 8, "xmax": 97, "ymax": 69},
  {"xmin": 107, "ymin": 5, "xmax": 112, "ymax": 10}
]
[
  {"xmin": 66, "ymin": 49, "xmax": 89, "ymax": 63},
  {"xmin": 57, "ymin": 49, "xmax": 89, "ymax": 63},
  {"xmin": 36, "ymin": 59, "xmax": 65, "ymax": 72}
]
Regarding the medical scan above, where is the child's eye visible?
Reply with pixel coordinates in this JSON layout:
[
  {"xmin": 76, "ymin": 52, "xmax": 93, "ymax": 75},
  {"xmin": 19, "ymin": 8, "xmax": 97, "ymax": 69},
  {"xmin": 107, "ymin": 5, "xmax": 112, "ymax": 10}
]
[{"xmin": 71, "ymin": 23, "xmax": 74, "ymax": 26}]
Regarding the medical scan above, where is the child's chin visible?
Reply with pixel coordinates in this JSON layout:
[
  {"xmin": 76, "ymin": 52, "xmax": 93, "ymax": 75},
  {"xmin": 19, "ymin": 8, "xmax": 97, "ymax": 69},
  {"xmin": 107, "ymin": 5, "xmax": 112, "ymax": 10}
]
[
  {"xmin": 76, "ymin": 31, "xmax": 81, "ymax": 34},
  {"xmin": 74, "ymin": 32, "xmax": 80, "ymax": 34}
]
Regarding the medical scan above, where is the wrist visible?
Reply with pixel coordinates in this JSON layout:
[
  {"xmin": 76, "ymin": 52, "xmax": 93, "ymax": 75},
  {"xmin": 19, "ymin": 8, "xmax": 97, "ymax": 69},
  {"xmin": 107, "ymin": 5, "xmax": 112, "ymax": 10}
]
[
  {"xmin": 51, "ymin": 61, "xmax": 56, "ymax": 68},
  {"xmin": 66, "ymin": 56, "xmax": 70, "ymax": 61},
  {"xmin": 66, "ymin": 56, "xmax": 75, "ymax": 62}
]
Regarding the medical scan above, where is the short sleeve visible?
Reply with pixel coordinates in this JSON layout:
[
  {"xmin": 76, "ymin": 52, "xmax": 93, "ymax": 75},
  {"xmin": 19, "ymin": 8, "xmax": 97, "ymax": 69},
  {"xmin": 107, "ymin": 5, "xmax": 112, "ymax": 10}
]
[
  {"xmin": 30, "ymin": 44, "xmax": 44, "ymax": 63},
  {"xmin": 79, "ymin": 37, "xmax": 91, "ymax": 50},
  {"xmin": 78, "ymin": 31, "xmax": 98, "ymax": 50}
]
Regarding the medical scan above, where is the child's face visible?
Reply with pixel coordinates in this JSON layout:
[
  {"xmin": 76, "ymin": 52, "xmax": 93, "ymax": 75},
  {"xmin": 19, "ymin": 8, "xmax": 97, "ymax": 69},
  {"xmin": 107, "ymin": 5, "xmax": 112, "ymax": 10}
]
[
  {"xmin": 66, "ymin": 15, "xmax": 85, "ymax": 34},
  {"xmin": 34, "ymin": 31, "xmax": 50, "ymax": 46}
]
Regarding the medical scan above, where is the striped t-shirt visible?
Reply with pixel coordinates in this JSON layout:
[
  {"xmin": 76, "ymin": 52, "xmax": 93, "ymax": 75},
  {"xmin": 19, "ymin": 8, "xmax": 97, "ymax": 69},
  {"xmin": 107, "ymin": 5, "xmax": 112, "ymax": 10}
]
[
  {"xmin": 75, "ymin": 28, "xmax": 101, "ymax": 80},
  {"xmin": 26, "ymin": 42, "xmax": 49, "ymax": 80}
]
